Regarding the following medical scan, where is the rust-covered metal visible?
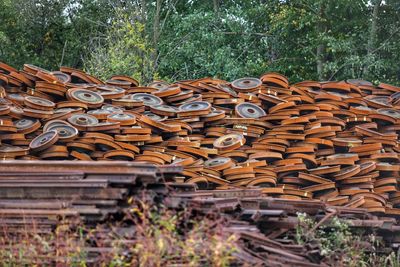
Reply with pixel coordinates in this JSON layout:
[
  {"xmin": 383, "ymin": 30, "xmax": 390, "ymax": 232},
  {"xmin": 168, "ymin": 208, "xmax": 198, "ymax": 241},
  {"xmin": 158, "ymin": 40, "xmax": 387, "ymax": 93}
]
[{"xmin": 1, "ymin": 62, "xmax": 400, "ymax": 265}]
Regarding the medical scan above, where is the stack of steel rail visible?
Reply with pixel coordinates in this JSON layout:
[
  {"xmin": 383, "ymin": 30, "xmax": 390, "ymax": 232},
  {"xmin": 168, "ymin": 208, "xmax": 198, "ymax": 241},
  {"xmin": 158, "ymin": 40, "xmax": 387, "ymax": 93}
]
[
  {"xmin": 1, "ymin": 161, "xmax": 398, "ymax": 266},
  {"xmin": 1, "ymin": 61, "xmax": 400, "ymax": 264},
  {"xmin": 170, "ymin": 188, "xmax": 400, "ymax": 266},
  {"xmin": 0, "ymin": 160, "xmax": 181, "ymax": 227}
]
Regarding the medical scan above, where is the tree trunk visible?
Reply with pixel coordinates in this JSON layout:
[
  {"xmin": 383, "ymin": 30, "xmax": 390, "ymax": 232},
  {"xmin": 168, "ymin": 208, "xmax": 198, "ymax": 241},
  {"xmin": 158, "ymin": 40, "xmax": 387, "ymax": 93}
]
[
  {"xmin": 316, "ymin": 44, "xmax": 324, "ymax": 80},
  {"xmin": 316, "ymin": 2, "xmax": 326, "ymax": 80},
  {"xmin": 213, "ymin": 0, "xmax": 219, "ymax": 14},
  {"xmin": 140, "ymin": 0, "xmax": 147, "ymax": 83},
  {"xmin": 368, "ymin": 0, "xmax": 381, "ymax": 54},
  {"xmin": 151, "ymin": 0, "xmax": 162, "ymax": 81},
  {"xmin": 363, "ymin": 0, "xmax": 381, "ymax": 77},
  {"xmin": 153, "ymin": 0, "xmax": 161, "ymax": 46}
]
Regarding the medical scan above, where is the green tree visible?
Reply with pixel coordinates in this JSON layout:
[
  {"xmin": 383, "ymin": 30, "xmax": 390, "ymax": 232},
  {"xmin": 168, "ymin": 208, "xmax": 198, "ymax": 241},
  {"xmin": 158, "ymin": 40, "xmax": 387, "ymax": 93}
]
[
  {"xmin": 83, "ymin": 9, "xmax": 154, "ymax": 83},
  {"xmin": 0, "ymin": 0, "xmax": 399, "ymax": 85}
]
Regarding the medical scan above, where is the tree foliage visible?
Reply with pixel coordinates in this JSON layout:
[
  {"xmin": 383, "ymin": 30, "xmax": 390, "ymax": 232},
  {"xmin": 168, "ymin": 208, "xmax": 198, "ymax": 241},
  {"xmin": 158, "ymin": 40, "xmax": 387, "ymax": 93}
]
[
  {"xmin": 83, "ymin": 10, "xmax": 154, "ymax": 82},
  {"xmin": 0, "ymin": 0, "xmax": 399, "ymax": 84}
]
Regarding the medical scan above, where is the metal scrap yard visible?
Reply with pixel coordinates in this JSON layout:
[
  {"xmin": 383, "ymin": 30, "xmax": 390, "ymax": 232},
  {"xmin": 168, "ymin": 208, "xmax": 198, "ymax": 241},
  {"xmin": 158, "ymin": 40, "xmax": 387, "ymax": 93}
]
[{"xmin": 1, "ymin": 62, "xmax": 400, "ymax": 265}]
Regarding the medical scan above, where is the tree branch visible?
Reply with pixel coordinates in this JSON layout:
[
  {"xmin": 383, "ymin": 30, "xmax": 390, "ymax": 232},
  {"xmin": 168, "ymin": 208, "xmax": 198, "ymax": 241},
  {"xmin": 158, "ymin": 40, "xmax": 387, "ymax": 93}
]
[
  {"xmin": 370, "ymin": 27, "xmax": 400, "ymax": 55},
  {"xmin": 217, "ymin": 31, "xmax": 271, "ymax": 37},
  {"xmin": 59, "ymin": 40, "xmax": 67, "ymax": 68},
  {"xmin": 329, "ymin": 62, "xmax": 353, "ymax": 81}
]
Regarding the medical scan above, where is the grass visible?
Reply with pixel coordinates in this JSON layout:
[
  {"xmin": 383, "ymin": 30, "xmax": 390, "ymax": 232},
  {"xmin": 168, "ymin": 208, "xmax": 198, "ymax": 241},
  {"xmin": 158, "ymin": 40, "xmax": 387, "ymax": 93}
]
[
  {"xmin": 0, "ymin": 199, "xmax": 397, "ymax": 266},
  {"xmin": 295, "ymin": 212, "xmax": 399, "ymax": 267},
  {"xmin": 0, "ymin": 198, "xmax": 238, "ymax": 266}
]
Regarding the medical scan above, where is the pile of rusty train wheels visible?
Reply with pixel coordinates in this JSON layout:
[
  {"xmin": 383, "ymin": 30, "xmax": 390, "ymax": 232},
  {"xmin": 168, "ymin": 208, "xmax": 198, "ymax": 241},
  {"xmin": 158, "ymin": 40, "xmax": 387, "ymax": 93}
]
[{"xmin": 1, "ymin": 62, "xmax": 400, "ymax": 215}]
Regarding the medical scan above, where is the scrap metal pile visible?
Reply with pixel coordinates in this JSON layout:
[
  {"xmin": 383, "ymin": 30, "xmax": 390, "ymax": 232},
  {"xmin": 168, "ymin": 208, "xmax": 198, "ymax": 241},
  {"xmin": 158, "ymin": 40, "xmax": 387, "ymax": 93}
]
[
  {"xmin": 172, "ymin": 188, "xmax": 400, "ymax": 266},
  {"xmin": 0, "ymin": 160, "xmax": 180, "ymax": 226},
  {"xmin": 0, "ymin": 161, "xmax": 399, "ymax": 266},
  {"xmin": 1, "ymin": 61, "xmax": 400, "ymax": 264},
  {"xmin": 1, "ymin": 62, "xmax": 400, "ymax": 213},
  {"xmin": 1, "ymin": 161, "xmax": 400, "ymax": 266}
]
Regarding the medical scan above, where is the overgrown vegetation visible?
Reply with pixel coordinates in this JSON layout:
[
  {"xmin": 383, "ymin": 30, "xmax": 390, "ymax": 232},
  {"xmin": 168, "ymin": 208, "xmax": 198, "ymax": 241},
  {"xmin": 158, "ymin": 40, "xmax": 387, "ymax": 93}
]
[
  {"xmin": 0, "ymin": 1, "xmax": 399, "ymax": 84},
  {"xmin": 295, "ymin": 212, "xmax": 400, "ymax": 267},
  {"xmin": 83, "ymin": 11, "xmax": 155, "ymax": 82},
  {"xmin": 0, "ymin": 200, "xmax": 238, "ymax": 266},
  {"xmin": 0, "ymin": 204, "xmax": 399, "ymax": 266}
]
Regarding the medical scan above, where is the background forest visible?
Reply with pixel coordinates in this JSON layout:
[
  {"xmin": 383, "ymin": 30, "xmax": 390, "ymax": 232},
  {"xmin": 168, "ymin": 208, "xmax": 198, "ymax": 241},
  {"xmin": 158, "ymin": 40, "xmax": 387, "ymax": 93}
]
[{"xmin": 0, "ymin": 0, "xmax": 399, "ymax": 85}]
